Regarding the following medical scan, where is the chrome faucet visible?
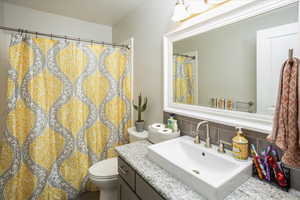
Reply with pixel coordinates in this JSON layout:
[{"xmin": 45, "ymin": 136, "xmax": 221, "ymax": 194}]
[{"xmin": 194, "ymin": 121, "xmax": 211, "ymax": 148}]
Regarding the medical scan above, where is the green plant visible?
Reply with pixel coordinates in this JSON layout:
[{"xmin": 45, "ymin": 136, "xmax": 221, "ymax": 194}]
[{"xmin": 133, "ymin": 93, "xmax": 148, "ymax": 122}]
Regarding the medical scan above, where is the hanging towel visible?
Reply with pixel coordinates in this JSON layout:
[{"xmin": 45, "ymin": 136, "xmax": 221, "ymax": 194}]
[{"xmin": 267, "ymin": 57, "xmax": 300, "ymax": 168}]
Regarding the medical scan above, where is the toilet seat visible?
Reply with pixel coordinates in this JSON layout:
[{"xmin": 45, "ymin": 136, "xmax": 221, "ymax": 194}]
[
  {"xmin": 89, "ymin": 173, "xmax": 118, "ymax": 180},
  {"xmin": 89, "ymin": 157, "xmax": 118, "ymax": 180}
]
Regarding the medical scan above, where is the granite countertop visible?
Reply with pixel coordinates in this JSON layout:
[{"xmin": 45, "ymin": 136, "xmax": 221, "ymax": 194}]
[{"xmin": 115, "ymin": 140, "xmax": 300, "ymax": 200}]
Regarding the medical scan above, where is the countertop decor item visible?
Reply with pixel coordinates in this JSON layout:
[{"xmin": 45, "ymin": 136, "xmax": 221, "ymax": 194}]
[
  {"xmin": 251, "ymin": 145, "xmax": 290, "ymax": 192},
  {"xmin": 148, "ymin": 124, "xmax": 180, "ymax": 144},
  {"xmin": 232, "ymin": 127, "xmax": 249, "ymax": 160},
  {"xmin": 217, "ymin": 98, "xmax": 225, "ymax": 109},
  {"xmin": 226, "ymin": 99, "xmax": 233, "ymax": 110},
  {"xmin": 167, "ymin": 114, "xmax": 177, "ymax": 130},
  {"xmin": 210, "ymin": 98, "xmax": 217, "ymax": 108},
  {"xmin": 115, "ymin": 141, "xmax": 300, "ymax": 200},
  {"xmin": 133, "ymin": 93, "xmax": 148, "ymax": 132}
]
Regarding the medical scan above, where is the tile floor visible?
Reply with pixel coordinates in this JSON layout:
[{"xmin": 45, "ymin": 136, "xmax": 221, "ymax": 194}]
[{"xmin": 77, "ymin": 192, "xmax": 99, "ymax": 200}]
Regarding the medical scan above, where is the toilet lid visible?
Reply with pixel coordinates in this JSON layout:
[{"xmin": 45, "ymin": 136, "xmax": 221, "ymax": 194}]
[{"xmin": 89, "ymin": 157, "xmax": 118, "ymax": 178}]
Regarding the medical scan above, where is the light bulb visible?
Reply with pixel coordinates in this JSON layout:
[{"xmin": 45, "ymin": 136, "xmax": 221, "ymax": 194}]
[
  {"xmin": 172, "ymin": 3, "xmax": 190, "ymax": 22},
  {"xmin": 186, "ymin": 1, "xmax": 210, "ymax": 14}
]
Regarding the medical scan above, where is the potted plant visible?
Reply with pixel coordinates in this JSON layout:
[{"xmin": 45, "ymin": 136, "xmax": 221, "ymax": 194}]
[{"xmin": 133, "ymin": 93, "xmax": 148, "ymax": 132}]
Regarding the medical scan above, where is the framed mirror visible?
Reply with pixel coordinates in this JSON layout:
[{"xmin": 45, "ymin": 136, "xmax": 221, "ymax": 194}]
[{"xmin": 164, "ymin": 0, "xmax": 300, "ymax": 133}]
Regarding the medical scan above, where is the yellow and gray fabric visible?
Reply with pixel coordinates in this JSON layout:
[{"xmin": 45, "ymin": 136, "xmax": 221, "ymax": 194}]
[
  {"xmin": 0, "ymin": 34, "xmax": 132, "ymax": 200},
  {"xmin": 173, "ymin": 55, "xmax": 194, "ymax": 104}
]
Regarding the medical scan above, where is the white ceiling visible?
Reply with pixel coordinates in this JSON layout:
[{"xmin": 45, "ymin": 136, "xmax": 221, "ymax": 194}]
[{"xmin": 3, "ymin": 0, "xmax": 147, "ymax": 26}]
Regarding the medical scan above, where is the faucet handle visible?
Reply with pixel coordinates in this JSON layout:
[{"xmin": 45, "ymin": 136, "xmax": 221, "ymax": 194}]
[
  {"xmin": 191, "ymin": 130, "xmax": 196, "ymax": 136},
  {"xmin": 205, "ymin": 136, "xmax": 212, "ymax": 148},
  {"xmin": 194, "ymin": 135, "xmax": 201, "ymax": 144},
  {"xmin": 218, "ymin": 140, "xmax": 232, "ymax": 153}
]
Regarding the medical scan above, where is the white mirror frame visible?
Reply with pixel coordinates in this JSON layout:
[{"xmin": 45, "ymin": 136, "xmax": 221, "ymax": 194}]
[{"xmin": 164, "ymin": 0, "xmax": 300, "ymax": 134}]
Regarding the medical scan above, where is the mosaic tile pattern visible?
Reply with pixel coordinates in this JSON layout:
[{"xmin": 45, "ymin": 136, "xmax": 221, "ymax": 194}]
[{"xmin": 116, "ymin": 141, "xmax": 300, "ymax": 200}]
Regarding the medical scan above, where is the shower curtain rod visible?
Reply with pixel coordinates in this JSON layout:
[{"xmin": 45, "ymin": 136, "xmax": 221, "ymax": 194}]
[
  {"xmin": 173, "ymin": 53, "xmax": 196, "ymax": 59},
  {"xmin": 0, "ymin": 25, "xmax": 130, "ymax": 49}
]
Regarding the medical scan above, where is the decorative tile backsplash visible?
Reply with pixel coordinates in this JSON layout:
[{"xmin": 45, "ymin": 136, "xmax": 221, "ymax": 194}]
[{"xmin": 163, "ymin": 112, "xmax": 300, "ymax": 191}]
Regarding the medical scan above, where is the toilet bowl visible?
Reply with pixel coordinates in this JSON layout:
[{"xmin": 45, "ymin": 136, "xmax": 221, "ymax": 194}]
[
  {"xmin": 89, "ymin": 128, "xmax": 147, "ymax": 200},
  {"xmin": 88, "ymin": 157, "xmax": 118, "ymax": 200}
]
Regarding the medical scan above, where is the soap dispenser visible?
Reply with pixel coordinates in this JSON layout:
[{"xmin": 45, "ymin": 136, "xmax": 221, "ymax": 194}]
[
  {"xmin": 232, "ymin": 127, "xmax": 249, "ymax": 160},
  {"xmin": 167, "ymin": 114, "xmax": 176, "ymax": 130}
]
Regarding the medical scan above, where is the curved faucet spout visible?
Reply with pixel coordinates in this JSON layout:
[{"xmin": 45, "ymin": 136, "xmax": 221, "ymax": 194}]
[
  {"xmin": 196, "ymin": 121, "xmax": 208, "ymax": 131},
  {"xmin": 195, "ymin": 121, "xmax": 211, "ymax": 148}
]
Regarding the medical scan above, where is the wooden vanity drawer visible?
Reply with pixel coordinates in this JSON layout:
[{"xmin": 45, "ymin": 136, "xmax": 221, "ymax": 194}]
[
  {"xmin": 118, "ymin": 157, "xmax": 135, "ymax": 190},
  {"xmin": 136, "ymin": 174, "xmax": 165, "ymax": 200},
  {"xmin": 119, "ymin": 176, "xmax": 139, "ymax": 200}
]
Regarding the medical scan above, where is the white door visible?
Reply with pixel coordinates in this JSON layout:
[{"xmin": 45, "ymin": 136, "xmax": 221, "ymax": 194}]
[{"xmin": 257, "ymin": 22, "xmax": 300, "ymax": 115}]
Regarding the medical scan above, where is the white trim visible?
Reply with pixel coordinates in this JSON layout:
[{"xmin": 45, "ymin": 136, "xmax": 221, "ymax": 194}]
[
  {"xmin": 299, "ymin": 0, "xmax": 300, "ymax": 21},
  {"xmin": 164, "ymin": 0, "xmax": 299, "ymax": 134},
  {"xmin": 129, "ymin": 37, "xmax": 134, "ymax": 123}
]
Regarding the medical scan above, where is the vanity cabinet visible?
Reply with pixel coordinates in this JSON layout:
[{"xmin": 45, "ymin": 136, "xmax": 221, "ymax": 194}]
[
  {"xmin": 119, "ymin": 177, "xmax": 139, "ymax": 200},
  {"xmin": 118, "ymin": 157, "xmax": 165, "ymax": 200}
]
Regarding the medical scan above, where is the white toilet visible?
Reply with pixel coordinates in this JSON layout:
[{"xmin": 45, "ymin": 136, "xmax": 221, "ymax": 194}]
[
  {"xmin": 88, "ymin": 157, "xmax": 118, "ymax": 200},
  {"xmin": 88, "ymin": 127, "xmax": 148, "ymax": 200}
]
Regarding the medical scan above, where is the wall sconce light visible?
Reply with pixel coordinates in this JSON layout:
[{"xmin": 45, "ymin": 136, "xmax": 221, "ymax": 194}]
[{"xmin": 172, "ymin": 0, "xmax": 190, "ymax": 22}]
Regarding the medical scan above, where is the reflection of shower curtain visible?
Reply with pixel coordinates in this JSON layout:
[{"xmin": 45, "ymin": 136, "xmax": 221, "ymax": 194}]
[
  {"xmin": 173, "ymin": 55, "xmax": 195, "ymax": 104},
  {"xmin": 0, "ymin": 34, "xmax": 132, "ymax": 200}
]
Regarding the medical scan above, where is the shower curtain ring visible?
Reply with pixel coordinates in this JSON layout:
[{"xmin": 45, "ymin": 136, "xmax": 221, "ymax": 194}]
[
  {"xmin": 91, "ymin": 40, "xmax": 94, "ymax": 46},
  {"xmin": 50, "ymin": 33, "xmax": 53, "ymax": 40},
  {"xmin": 64, "ymin": 36, "xmax": 67, "ymax": 42},
  {"xmin": 35, "ymin": 32, "xmax": 38, "ymax": 39},
  {"xmin": 20, "ymin": 29, "xmax": 25, "ymax": 37}
]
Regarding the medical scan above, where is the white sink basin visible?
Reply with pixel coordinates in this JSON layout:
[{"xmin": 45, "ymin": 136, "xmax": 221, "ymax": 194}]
[{"xmin": 147, "ymin": 136, "xmax": 252, "ymax": 200}]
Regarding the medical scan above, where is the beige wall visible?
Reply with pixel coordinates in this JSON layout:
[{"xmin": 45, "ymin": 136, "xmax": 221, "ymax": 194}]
[
  {"xmin": 113, "ymin": 0, "xmax": 175, "ymax": 125},
  {"xmin": 3, "ymin": 3, "xmax": 112, "ymax": 42},
  {"xmin": 0, "ymin": 0, "xmax": 7, "ymax": 134},
  {"xmin": 174, "ymin": 4, "xmax": 298, "ymax": 110},
  {"xmin": 0, "ymin": 2, "xmax": 113, "ymax": 133},
  {"xmin": 0, "ymin": 1, "xmax": 3, "ymax": 23}
]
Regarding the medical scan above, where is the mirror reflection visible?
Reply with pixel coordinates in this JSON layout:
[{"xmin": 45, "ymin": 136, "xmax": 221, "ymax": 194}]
[{"xmin": 173, "ymin": 3, "xmax": 299, "ymax": 114}]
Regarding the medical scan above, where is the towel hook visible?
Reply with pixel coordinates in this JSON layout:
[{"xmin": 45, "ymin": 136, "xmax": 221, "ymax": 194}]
[
  {"xmin": 289, "ymin": 49, "xmax": 294, "ymax": 59},
  {"xmin": 288, "ymin": 48, "xmax": 294, "ymax": 64}
]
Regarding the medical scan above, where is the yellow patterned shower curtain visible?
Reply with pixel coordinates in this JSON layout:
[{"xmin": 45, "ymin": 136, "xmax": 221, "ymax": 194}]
[
  {"xmin": 173, "ymin": 55, "xmax": 194, "ymax": 104},
  {"xmin": 0, "ymin": 34, "xmax": 132, "ymax": 200}
]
